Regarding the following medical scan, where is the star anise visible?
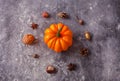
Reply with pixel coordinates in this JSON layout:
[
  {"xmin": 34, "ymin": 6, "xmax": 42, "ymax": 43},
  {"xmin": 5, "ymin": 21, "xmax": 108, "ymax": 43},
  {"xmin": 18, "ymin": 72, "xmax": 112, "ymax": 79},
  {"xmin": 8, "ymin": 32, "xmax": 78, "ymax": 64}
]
[
  {"xmin": 57, "ymin": 12, "xmax": 69, "ymax": 18},
  {"xmin": 80, "ymin": 48, "xmax": 89, "ymax": 56},
  {"xmin": 67, "ymin": 63, "xmax": 76, "ymax": 71},
  {"xmin": 31, "ymin": 23, "xmax": 38, "ymax": 29}
]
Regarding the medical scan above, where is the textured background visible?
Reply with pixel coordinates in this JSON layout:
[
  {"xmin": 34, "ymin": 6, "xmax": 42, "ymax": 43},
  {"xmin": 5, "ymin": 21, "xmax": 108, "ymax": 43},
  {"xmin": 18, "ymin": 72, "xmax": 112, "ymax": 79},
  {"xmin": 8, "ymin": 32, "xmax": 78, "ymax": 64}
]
[{"xmin": 0, "ymin": 0, "xmax": 120, "ymax": 81}]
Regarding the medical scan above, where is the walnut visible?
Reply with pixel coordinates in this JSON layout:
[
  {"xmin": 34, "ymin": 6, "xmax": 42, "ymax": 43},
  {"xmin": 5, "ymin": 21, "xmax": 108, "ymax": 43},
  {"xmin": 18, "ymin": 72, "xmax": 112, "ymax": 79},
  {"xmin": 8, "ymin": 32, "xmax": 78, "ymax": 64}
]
[{"xmin": 22, "ymin": 34, "xmax": 35, "ymax": 45}]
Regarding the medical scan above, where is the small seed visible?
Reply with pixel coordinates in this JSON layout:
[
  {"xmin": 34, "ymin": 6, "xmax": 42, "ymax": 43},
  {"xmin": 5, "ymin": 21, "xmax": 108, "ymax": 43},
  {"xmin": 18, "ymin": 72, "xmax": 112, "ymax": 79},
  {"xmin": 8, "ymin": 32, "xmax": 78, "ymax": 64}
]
[
  {"xmin": 31, "ymin": 23, "xmax": 38, "ymax": 29},
  {"xmin": 84, "ymin": 31, "xmax": 91, "ymax": 40},
  {"xmin": 32, "ymin": 54, "xmax": 40, "ymax": 58},
  {"xmin": 80, "ymin": 48, "xmax": 89, "ymax": 56},
  {"xmin": 57, "ymin": 12, "xmax": 68, "ymax": 18},
  {"xmin": 46, "ymin": 65, "xmax": 56, "ymax": 74},
  {"xmin": 67, "ymin": 63, "xmax": 76, "ymax": 71},
  {"xmin": 42, "ymin": 11, "xmax": 49, "ymax": 18},
  {"xmin": 79, "ymin": 20, "xmax": 84, "ymax": 25}
]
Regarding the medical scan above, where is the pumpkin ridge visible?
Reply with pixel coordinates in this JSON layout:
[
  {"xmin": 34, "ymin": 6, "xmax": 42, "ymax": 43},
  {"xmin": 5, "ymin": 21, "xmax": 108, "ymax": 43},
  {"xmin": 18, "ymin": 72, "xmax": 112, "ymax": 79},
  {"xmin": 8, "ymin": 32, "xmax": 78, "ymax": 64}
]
[
  {"xmin": 60, "ymin": 38, "xmax": 68, "ymax": 51},
  {"xmin": 61, "ymin": 30, "xmax": 72, "ymax": 37},
  {"xmin": 45, "ymin": 28, "xmax": 55, "ymax": 34},
  {"xmin": 51, "ymin": 37, "xmax": 57, "ymax": 50},
  {"xmin": 44, "ymin": 34, "xmax": 55, "ymax": 43},
  {"xmin": 61, "ymin": 25, "xmax": 68, "ymax": 33},
  {"xmin": 47, "ymin": 37, "xmax": 56, "ymax": 48},
  {"xmin": 54, "ymin": 39, "xmax": 62, "ymax": 52},
  {"xmin": 47, "ymin": 38, "xmax": 54, "ymax": 48},
  {"xmin": 61, "ymin": 37, "xmax": 70, "ymax": 46},
  {"xmin": 62, "ymin": 36, "xmax": 72, "ymax": 46},
  {"xmin": 50, "ymin": 24, "xmax": 58, "ymax": 33}
]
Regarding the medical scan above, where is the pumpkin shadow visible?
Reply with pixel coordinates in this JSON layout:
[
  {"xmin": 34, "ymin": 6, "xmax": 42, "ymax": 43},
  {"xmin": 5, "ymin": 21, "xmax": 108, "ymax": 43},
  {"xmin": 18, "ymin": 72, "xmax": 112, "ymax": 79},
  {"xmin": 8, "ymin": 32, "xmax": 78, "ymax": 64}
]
[
  {"xmin": 67, "ymin": 34, "xmax": 87, "ymax": 53},
  {"xmin": 58, "ymin": 35, "xmax": 85, "ymax": 61}
]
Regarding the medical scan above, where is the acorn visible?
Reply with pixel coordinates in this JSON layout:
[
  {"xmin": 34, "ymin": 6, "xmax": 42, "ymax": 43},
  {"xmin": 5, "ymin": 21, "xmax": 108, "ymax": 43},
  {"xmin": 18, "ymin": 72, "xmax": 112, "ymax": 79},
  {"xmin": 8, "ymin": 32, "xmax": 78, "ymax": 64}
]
[{"xmin": 84, "ymin": 31, "xmax": 91, "ymax": 40}]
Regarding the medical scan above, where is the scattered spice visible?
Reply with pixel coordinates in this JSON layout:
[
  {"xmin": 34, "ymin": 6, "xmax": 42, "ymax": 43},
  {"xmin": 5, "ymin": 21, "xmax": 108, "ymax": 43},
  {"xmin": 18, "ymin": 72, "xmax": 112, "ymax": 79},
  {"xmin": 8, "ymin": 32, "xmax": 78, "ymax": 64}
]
[
  {"xmin": 22, "ymin": 34, "xmax": 35, "ymax": 45},
  {"xmin": 79, "ymin": 19, "xmax": 84, "ymax": 25},
  {"xmin": 31, "ymin": 54, "xmax": 40, "ymax": 58},
  {"xmin": 57, "ymin": 12, "xmax": 68, "ymax": 18},
  {"xmin": 31, "ymin": 23, "xmax": 38, "ymax": 29},
  {"xmin": 84, "ymin": 31, "xmax": 91, "ymax": 40},
  {"xmin": 46, "ymin": 65, "xmax": 57, "ymax": 74},
  {"xmin": 42, "ymin": 11, "xmax": 50, "ymax": 18},
  {"xmin": 80, "ymin": 48, "xmax": 89, "ymax": 56},
  {"xmin": 67, "ymin": 63, "xmax": 76, "ymax": 71}
]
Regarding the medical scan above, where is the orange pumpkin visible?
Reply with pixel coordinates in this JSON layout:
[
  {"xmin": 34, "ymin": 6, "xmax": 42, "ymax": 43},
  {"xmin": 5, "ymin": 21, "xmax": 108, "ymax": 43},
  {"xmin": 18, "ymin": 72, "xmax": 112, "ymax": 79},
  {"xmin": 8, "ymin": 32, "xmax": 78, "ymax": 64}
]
[{"xmin": 44, "ymin": 23, "xmax": 73, "ymax": 52}]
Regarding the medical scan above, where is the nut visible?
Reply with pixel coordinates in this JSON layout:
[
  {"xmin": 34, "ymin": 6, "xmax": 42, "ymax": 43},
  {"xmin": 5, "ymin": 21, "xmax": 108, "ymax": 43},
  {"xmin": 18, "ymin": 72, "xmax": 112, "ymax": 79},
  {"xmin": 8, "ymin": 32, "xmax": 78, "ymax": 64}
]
[
  {"xmin": 31, "ymin": 23, "xmax": 38, "ymax": 29},
  {"xmin": 67, "ymin": 63, "xmax": 76, "ymax": 71},
  {"xmin": 80, "ymin": 48, "xmax": 89, "ymax": 56},
  {"xmin": 84, "ymin": 31, "xmax": 91, "ymax": 40},
  {"xmin": 32, "ymin": 54, "xmax": 40, "ymax": 58},
  {"xmin": 22, "ymin": 34, "xmax": 35, "ymax": 45},
  {"xmin": 57, "ymin": 12, "xmax": 68, "ymax": 18},
  {"xmin": 79, "ymin": 20, "xmax": 84, "ymax": 25},
  {"xmin": 46, "ymin": 65, "xmax": 56, "ymax": 74},
  {"xmin": 42, "ymin": 11, "xmax": 49, "ymax": 18}
]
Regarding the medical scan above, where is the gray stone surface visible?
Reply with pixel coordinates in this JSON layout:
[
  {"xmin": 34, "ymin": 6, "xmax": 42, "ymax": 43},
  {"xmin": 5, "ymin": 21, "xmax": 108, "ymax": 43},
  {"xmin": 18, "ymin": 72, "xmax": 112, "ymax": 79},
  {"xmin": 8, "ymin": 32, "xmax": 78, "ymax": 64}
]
[{"xmin": 0, "ymin": 0, "xmax": 120, "ymax": 81}]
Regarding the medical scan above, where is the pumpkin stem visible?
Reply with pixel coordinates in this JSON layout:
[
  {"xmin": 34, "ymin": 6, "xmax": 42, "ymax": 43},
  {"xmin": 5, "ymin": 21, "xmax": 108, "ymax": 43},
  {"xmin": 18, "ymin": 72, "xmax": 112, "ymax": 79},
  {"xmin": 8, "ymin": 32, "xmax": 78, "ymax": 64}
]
[{"xmin": 56, "ymin": 27, "xmax": 62, "ymax": 37}]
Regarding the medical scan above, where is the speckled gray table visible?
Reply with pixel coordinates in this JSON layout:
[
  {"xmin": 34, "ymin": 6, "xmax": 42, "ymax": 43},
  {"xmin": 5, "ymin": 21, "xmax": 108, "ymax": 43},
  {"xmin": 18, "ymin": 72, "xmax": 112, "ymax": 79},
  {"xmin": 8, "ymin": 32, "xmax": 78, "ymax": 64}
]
[{"xmin": 0, "ymin": 0, "xmax": 120, "ymax": 81}]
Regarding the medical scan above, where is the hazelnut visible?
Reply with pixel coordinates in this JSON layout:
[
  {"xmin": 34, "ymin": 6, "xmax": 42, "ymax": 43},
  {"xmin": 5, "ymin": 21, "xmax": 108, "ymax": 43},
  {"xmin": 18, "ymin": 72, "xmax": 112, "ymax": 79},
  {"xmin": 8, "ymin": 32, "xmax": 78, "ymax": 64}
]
[
  {"xmin": 32, "ymin": 54, "xmax": 40, "ymax": 58},
  {"xmin": 80, "ymin": 48, "xmax": 89, "ymax": 56},
  {"xmin": 84, "ymin": 31, "xmax": 91, "ymax": 40},
  {"xmin": 67, "ymin": 63, "xmax": 76, "ymax": 71},
  {"xmin": 46, "ymin": 65, "xmax": 56, "ymax": 74},
  {"xmin": 22, "ymin": 34, "xmax": 35, "ymax": 45},
  {"xmin": 79, "ymin": 20, "xmax": 84, "ymax": 25},
  {"xmin": 42, "ymin": 11, "xmax": 49, "ymax": 18},
  {"xmin": 31, "ymin": 23, "xmax": 38, "ymax": 29}
]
